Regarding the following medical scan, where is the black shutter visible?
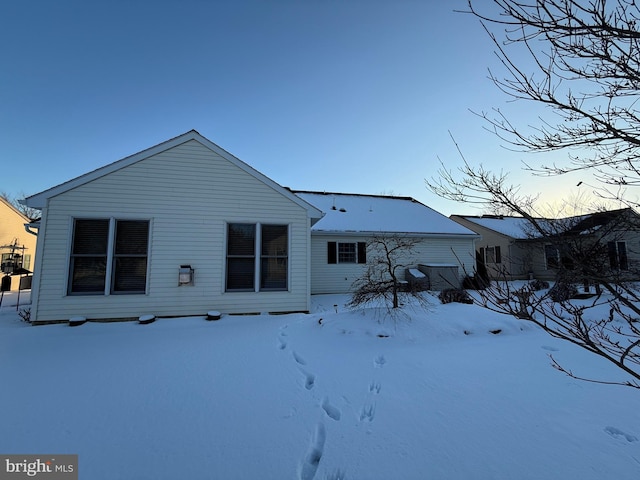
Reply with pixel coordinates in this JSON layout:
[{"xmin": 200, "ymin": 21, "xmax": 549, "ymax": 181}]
[
  {"xmin": 357, "ymin": 242, "xmax": 367, "ymax": 264},
  {"xmin": 618, "ymin": 242, "xmax": 629, "ymax": 270},
  {"xmin": 327, "ymin": 242, "xmax": 337, "ymax": 264},
  {"xmin": 495, "ymin": 246, "xmax": 501, "ymax": 264}
]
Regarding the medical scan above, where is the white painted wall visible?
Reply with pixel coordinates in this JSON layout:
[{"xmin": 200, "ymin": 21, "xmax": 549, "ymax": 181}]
[
  {"xmin": 309, "ymin": 234, "xmax": 477, "ymax": 294},
  {"xmin": 31, "ymin": 140, "xmax": 313, "ymax": 322}
]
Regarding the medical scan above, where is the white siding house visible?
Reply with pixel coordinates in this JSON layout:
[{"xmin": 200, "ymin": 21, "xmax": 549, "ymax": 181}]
[
  {"xmin": 25, "ymin": 131, "xmax": 323, "ymax": 324},
  {"xmin": 294, "ymin": 192, "xmax": 480, "ymax": 294},
  {"xmin": 24, "ymin": 131, "xmax": 483, "ymax": 325}
]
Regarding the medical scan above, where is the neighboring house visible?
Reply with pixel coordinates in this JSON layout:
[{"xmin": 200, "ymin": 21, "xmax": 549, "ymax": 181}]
[
  {"xmin": 451, "ymin": 209, "xmax": 640, "ymax": 281},
  {"xmin": 450, "ymin": 214, "xmax": 540, "ymax": 280},
  {"xmin": 0, "ymin": 196, "xmax": 37, "ymax": 291},
  {"xmin": 295, "ymin": 191, "xmax": 479, "ymax": 294},
  {"xmin": 24, "ymin": 130, "xmax": 478, "ymax": 324}
]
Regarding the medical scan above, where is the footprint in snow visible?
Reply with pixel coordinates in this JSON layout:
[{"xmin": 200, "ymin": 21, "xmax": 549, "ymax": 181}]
[
  {"xmin": 374, "ymin": 355, "xmax": 386, "ymax": 368},
  {"xmin": 605, "ymin": 426, "xmax": 638, "ymax": 442},
  {"xmin": 292, "ymin": 351, "xmax": 307, "ymax": 365},
  {"xmin": 322, "ymin": 397, "xmax": 341, "ymax": 421},
  {"xmin": 369, "ymin": 381, "xmax": 382, "ymax": 394},
  {"xmin": 299, "ymin": 368, "xmax": 315, "ymax": 390},
  {"xmin": 541, "ymin": 345, "xmax": 559, "ymax": 352},
  {"xmin": 299, "ymin": 423, "xmax": 326, "ymax": 480}
]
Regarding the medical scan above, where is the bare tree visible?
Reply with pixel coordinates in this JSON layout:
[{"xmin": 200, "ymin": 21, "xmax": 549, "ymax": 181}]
[
  {"xmin": 348, "ymin": 235, "xmax": 425, "ymax": 311},
  {"xmin": 427, "ymin": 1, "xmax": 640, "ymax": 387},
  {"xmin": 464, "ymin": 0, "xmax": 640, "ymax": 204},
  {"xmin": 428, "ymin": 149, "xmax": 640, "ymax": 388},
  {"xmin": 1, "ymin": 191, "xmax": 40, "ymax": 220}
]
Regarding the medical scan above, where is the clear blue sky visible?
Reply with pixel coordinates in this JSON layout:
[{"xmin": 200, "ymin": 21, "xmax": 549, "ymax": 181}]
[{"xmin": 1, "ymin": 0, "xmax": 589, "ymax": 215}]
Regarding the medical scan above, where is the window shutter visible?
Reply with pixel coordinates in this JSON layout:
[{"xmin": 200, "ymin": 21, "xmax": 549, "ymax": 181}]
[
  {"xmin": 327, "ymin": 242, "xmax": 337, "ymax": 264},
  {"xmin": 479, "ymin": 247, "xmax": 485, "ymax": 264},
  {"xmin": 495, "ymin": 246, "xmax": 501, "ymax": 264},
  {"xmin": 357, "ymin": 242, "xmax": 367, "ymax": 264}
]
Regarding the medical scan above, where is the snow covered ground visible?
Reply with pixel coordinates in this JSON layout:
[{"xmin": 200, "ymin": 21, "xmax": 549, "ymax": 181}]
[{"xmin": 1, "ymin": 290, "xmax": 638, "ymax": 479}]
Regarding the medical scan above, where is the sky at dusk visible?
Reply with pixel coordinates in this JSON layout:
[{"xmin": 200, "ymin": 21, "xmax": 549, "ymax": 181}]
[{"xmin": 2, "ymin": 0, "xmax": 601, "ymax": 216}]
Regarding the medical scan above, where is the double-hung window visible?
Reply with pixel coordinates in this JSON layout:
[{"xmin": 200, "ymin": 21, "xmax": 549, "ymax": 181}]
[
  {"xmin": 226, "ymin": 223, "xmax": 288, "ymax": 292},
  {"xmin": 68, "ymin": 218, "xmax": 149, "ymax": 295},
  {"xmin": 327, "ymin": 242, "xmax": 367, "ymax": 264}
]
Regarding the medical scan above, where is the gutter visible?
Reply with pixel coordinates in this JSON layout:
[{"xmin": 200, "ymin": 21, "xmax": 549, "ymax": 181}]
[{"xmin": 24, "ymin": 222, "xmax": 39, "ymax": 236}]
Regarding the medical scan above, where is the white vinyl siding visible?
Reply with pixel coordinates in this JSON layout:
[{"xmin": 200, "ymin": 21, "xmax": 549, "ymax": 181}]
[
  {"xmin": 309, "ymin": 234, "xmax": 476, "ymax": 294},
  {"xmin": 31, "ymin": 140, "xmax": 312, "ymax": 322}
]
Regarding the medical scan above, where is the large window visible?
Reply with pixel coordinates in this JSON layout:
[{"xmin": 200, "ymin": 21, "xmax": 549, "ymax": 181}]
[
  {"xmin": 261, "ymin": 225, "xmax": 288, "ymax": 290},
  {"xmin": 226, "ymin": 223, "xmax": 288, "ymax": 292},
  {"xmin": 69, "ymin": 219, "xmax": 149, "ymax": 295},
  {"xmin": 608, "ymin": 241, "xmax": 629, "ymax": 270},
  {"xmin": 327, "ymin": 242, "xmax": 367, "ymax": 264}
]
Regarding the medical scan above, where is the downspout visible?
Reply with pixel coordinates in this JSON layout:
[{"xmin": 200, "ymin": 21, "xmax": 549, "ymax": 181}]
[{"xmin": 24, "ymin": 223, "xmax": 39, "ymax": 236}]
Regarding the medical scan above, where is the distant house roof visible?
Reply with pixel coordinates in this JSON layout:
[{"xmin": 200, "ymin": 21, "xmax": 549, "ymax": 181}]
[
  {"xmin": 453, "ymin": 208, "xmax": 639, "ymax": 240},
  {"xmin": 451, "ymin": 215, "xmax": 536, "ymax": 239},
  {"xmin": 0, "ymin": 196, "xmax": 31, "ymax": 223},
  {"xmin": 294, "ymin": 191, "xmax": 478, "ymax": 236}
]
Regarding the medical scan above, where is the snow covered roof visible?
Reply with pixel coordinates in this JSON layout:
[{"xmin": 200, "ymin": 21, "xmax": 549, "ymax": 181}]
[
  {"xmin": 455, "ymin": 209, "xmax": 638, "ymax": 240},
  {"xmin": 294, "ymin": 191, "xmax": 478, "ymax": 236},
  {"xmin": 454, "ymin": 215, "xmax": 535, "ymax": 239}
]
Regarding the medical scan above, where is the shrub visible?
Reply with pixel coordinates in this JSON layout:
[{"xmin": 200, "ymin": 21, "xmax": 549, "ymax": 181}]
[
  {"xmin": 548, "ymin": 282, "xmax": 578, "ymax": 302},
  {"xmin": 528, "ymin": 279, "xmax": 550, "ymax": 291},
  {"xmin": 439, "ymin": 288, "xmax": 473, "ymax": 304},
  {"xmin": 18, "ymin": 308, "xmax": 31, "ymax": 324}
]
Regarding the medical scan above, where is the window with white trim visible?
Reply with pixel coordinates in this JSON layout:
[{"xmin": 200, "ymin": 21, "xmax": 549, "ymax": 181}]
[
  {"xmin": 327, "ymin": 242, "xmax": 367, "ymax": 264},
  {"xmin": 226, "ymin": 223, "xmax": 288, "ymax": 292},
  {"xmin": 68, "ymin": 219, "xmax": 149, "ymax": 295}
]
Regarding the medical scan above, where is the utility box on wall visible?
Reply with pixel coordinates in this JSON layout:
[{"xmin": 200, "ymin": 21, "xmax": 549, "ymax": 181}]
[{"xmin": 418, "ymin": 264, "xmax": 460, "ymax": 290}]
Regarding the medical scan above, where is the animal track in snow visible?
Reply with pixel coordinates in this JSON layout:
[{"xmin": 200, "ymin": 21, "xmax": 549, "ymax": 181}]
[
  {"xmin": 374, "ymin": 355, "xmax": 386, "ymax": 368},
  {"xmin": 369, "ymin": 381, "xmax": 382, "ymax": 394},
  {"xmin": 322, "ymin": 397, "xmax": 342, "ymax": 421},
  {"xmin": 277, "ymin": 336, "xmax": 287, "ymax": 350},
  {"xmin": 360, "ymin": 403, "xmax": 376, "ymax": 423},
  {"xmin": 299, "ymin": 423, "xmax": 326, "ymax": 480},
  {"xmin": 605, "ymin": 426, "xmax": 638, "ymax": 442}
]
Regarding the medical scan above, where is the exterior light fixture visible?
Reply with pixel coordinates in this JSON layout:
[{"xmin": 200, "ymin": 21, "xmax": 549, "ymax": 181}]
[{"xmin": 178, "ymin": 265, "xmax": 194, "ymax": 286}]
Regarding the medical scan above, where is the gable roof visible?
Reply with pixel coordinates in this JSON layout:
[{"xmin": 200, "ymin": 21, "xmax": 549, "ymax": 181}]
[
  {"xmin": 294, "ymin": 191, "xmax": 478, "ymax": 236},
  {"xmin": 452, "ymin": 208, "xmax": 639, "ymax": 240},
  {"xmin": 0, "ymin": 196, "xmax": 31, "ymax": 223},
  {"xmin": 451, "ymin": 215, "xmax": 537, "ymax": 239},
  {"xmin": 24, "ymin": 130, "xmax": 323, "ymax": 220},
  {"xmin": 564, "ymin": 208, "xmax": 637, "ymax": 235}
]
